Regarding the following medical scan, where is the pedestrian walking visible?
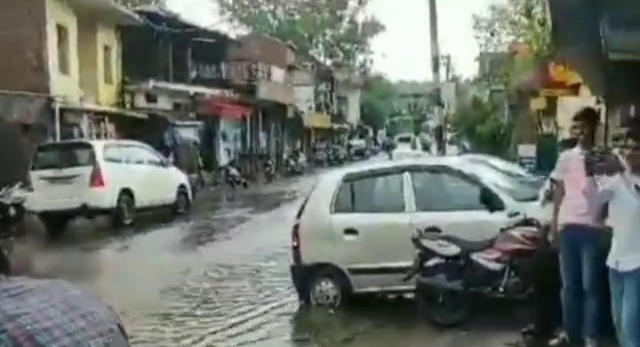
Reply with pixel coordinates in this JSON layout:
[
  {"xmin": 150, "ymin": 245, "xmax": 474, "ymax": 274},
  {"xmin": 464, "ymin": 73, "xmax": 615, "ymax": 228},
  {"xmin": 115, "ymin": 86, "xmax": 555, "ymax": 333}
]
[
  {"xmin": 0, "ymin": 248, "xmax": 129, "ymax": 346},
  {"xmin": 595, "ymin": 120, "xmax": 640, "ymax": 347},
  {"xmin": 548, "ymin": 107, "xmax": 607, "ymax": 347}
]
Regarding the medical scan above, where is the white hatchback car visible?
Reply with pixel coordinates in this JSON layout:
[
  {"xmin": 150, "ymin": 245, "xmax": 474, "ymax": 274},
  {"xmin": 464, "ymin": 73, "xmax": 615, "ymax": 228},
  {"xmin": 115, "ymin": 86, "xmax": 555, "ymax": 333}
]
[
  {"xmin": 27, "ymin": 139, "xmax": 192, "ymax": 237},
  {"xmin": 290, "ymin": 156, "xmax": 543, "ymax": 307}
]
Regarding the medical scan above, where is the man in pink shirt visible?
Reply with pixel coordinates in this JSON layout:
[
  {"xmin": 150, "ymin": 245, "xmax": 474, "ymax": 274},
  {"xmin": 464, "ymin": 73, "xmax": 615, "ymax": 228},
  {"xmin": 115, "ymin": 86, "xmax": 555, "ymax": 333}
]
[{"xmin": 549, "ymin": 107, "xmax": 607, "ymax": 347}]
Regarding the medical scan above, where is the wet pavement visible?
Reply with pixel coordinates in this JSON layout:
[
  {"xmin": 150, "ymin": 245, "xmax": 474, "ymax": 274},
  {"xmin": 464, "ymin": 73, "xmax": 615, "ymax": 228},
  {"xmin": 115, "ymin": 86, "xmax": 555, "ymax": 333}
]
[{"xmin": 26, "ymin": 164, "xmax": 525, "ymax": 347}]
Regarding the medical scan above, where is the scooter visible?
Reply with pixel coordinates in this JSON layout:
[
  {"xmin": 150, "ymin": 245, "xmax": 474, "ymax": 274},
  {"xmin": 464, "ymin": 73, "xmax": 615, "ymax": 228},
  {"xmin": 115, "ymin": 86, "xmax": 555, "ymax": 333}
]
[
  {"xmin": 284, "ymin": 155, "xmax": 304, "ymax": 176},
  {"xmin": 0, "ymin": 183, "xmax": 28, "ymax": 258},
  {"xmin": 222, "ymin": 165, "xmax": 248, "ymax": 190},
  {"xmin": 263, "ymin": 158, "xmax": 275, "ymax": 183},
  {"xmin": 403, "ymin": 217, "xmax": 545, "ymax": 327}
]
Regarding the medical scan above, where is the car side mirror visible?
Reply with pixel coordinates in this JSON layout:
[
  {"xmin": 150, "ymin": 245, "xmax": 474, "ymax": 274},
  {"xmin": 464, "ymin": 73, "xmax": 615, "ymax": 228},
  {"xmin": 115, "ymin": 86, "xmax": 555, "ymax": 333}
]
[{"xmin": 479, "ymin": 187, "xmax": 504, "ymax": 212}]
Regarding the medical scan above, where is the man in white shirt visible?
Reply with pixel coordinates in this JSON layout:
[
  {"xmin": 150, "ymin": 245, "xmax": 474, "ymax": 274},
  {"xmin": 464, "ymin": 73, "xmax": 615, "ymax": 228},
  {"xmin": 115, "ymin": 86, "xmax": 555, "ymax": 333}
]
[{"xmin": 597, "ymin": 125, "xmax": 640, "ymax": 347}]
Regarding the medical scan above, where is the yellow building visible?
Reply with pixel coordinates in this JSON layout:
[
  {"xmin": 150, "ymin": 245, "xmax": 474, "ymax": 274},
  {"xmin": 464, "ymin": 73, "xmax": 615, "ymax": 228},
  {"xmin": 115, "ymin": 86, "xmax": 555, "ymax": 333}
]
[{"xmin": 46, "ymin": 0, "xmax": 141, "ymax": 107}]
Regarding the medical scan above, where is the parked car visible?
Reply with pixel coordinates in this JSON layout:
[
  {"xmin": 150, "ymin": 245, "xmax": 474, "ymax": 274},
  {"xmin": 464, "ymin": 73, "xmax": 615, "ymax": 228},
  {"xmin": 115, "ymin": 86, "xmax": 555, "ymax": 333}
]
[
  {"xmin": 26, "ymin": 139, "xmax": 193, "ymax": 238},
  {"xmin": 348, "ymin": 138, "xmax": 368, "ymax": 159},
  {"xmin": 289, "ymin": 156, "xmax": 545, "ymax": 308},
  {"xmin": 458, "ymin": 153, "xmax": 544, "ymax": 184},
  {"xmin": 392, "ymin": 147, "xmax": 429, "ymax": 160}
]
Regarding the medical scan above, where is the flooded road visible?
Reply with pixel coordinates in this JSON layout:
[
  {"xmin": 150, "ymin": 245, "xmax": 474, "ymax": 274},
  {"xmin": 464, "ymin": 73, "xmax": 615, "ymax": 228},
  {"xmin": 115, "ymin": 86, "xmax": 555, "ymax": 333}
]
[{"xmin": 26, "ymin": 168, "xmax": 524, "ymax": 347}]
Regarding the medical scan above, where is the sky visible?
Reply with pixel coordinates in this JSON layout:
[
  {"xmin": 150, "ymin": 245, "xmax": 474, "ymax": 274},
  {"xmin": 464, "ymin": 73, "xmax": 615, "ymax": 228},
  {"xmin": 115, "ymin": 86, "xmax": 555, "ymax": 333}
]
[{"xmin": 167, "ymin": 0, "xmax": 499, "ymax": 81}]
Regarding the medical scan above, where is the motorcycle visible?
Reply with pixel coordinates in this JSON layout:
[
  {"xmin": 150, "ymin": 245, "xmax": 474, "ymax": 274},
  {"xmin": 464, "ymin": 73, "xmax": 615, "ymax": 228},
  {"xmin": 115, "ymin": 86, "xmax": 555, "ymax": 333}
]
[
  {"xmin": 263, "ymin": 158, "xmax": 275, "ymax": 183},
  {"xmin": 0, "ymin": 183, "xmax": 28, "ymax": 258},
  {"xmin": 222, "ymin": 165, "xmax": 248, "ymax": 189},
  {"xmin": 403, "ymin": 217, "xmax": 545, "ymax": 327},
  {"xmin": 285, "ymin": 155, "xmax": 305, "ymax": 176}
]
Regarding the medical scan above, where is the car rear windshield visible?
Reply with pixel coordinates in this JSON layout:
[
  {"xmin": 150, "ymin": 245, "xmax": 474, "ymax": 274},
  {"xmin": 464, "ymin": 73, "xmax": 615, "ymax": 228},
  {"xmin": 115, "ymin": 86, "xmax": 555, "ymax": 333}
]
[
  {"xmin": 396, "ymin": 136, "xmax": 412, "ymax": 143},
  {"xmin": 31, "ymin": 142, "xmax": 95, "ymax": 171}
]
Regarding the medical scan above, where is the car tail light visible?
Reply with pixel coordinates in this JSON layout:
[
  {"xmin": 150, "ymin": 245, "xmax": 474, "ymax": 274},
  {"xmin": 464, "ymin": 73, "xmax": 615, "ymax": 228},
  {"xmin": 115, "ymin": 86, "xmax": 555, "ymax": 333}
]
[
  {"xmin": 89, "ymin": 164, "xmax": 105, "ymax": 188},
  {"xmin": 292, "ymin": 223, "xmax": 301, "ymax": 264}
]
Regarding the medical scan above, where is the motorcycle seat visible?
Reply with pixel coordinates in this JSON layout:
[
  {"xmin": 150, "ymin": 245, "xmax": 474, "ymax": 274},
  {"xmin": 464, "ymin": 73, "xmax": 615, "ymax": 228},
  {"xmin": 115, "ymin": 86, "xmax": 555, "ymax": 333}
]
[{"xmin": 439, "ymin": 235, "xmax": 493, "ymax": 252}]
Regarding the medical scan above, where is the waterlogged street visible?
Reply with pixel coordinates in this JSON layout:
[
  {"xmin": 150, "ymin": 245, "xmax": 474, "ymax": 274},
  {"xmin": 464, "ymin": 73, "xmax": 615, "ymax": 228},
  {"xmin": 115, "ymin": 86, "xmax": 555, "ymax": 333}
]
[{"xmin": 25, "ymin": 166, "xmax": 524, "ymax": 347}]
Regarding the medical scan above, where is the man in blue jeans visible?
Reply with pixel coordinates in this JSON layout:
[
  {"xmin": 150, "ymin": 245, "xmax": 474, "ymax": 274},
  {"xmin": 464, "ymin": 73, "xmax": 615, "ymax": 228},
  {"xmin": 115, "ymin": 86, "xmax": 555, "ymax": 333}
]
[
  {"xmin": 548, "ymin": 107, "xmax": 606, "ymax": 347},
  {"xmin": 596, "ymin": 121, "xmax": 640, "ymax": 347}
]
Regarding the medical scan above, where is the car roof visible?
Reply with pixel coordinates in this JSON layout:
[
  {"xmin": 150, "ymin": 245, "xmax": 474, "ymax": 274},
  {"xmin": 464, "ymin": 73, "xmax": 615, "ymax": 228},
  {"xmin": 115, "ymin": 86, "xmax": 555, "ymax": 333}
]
[
  {"xmin": 36, "ymin": 139, "xmax": 147, "ymax": 148},
  {"xmin": 320, "ymin": 156, "xmax": 465, "ymax": 182}
]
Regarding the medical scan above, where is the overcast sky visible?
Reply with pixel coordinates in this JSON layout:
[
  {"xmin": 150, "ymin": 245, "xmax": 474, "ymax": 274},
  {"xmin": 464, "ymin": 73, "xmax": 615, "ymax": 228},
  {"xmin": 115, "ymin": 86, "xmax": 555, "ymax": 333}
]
[{"xmin": 167, "ymin": 0, "xmax": 499, "ymax": 81}]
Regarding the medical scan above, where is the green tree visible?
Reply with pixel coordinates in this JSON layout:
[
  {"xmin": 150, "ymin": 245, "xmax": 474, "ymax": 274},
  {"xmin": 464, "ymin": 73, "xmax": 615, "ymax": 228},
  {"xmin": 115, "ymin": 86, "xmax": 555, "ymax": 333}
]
[
  {"xmin": 472, "ymin": 0, "xmax": 551, "ymax": 58},
  {"xmin": 472, "ymin": 0, "xmax": 551, "ymax": 88},
  {"xmin": 360, "ymin": 74, "xmax": 397, "ymax": 131},
  {"xmin": 213, "ymin": 0, "xmax": 384, "ymax": 71},
  {"xmin": 451, "ymin": 96, "xmax": 512, "ymax": 156}
]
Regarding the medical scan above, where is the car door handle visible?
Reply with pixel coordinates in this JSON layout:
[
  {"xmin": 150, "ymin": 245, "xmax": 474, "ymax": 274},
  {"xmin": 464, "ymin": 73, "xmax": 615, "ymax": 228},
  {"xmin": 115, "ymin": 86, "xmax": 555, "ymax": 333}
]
[
  {"xmin": 343, "ymin": 228, "xmax": 359, "ymax": 236},
  {"xmin": 507, "ymin": 211, "xmax": 521, "ymax": 218}
]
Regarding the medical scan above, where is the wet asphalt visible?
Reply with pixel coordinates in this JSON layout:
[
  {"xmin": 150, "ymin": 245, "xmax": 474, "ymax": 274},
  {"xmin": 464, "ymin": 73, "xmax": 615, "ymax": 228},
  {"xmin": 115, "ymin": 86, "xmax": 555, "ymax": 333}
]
[{"xmin": 25, "ymin": 161, "xmax": 526, "ymax": 347}]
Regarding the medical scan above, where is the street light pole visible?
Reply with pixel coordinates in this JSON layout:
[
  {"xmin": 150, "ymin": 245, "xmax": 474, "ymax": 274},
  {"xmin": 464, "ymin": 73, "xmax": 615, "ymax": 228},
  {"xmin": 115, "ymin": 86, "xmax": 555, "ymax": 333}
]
[{"xmin": 428, "ymin": 0, "xmax": 445, "ymax": 155}]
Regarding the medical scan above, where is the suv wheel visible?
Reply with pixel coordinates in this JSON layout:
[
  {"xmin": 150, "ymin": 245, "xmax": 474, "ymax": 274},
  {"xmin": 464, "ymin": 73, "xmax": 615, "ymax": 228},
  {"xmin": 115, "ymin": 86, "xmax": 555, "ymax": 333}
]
[
  {"xmin": 112, "ymin": 191, "xmax": 134, "ymax": 228},
  {"xmin": 308, "ymin": 269, "xmax": 349, "ymax": 308},
  {"xmin": 173, "ymin": 187, "xmax": 191, "ymax": 215}
]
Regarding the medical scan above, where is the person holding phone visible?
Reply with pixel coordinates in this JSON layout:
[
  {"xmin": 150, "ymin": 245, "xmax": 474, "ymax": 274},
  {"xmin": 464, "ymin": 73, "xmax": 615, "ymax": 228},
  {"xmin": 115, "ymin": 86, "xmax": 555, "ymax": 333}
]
[
  {"xmin": 548, "ymin": 107, "xmax": 607, "ymax": 347},
  {"xmin": 595, "ymin": 121, "xmax": 640, "ymax": 347}
]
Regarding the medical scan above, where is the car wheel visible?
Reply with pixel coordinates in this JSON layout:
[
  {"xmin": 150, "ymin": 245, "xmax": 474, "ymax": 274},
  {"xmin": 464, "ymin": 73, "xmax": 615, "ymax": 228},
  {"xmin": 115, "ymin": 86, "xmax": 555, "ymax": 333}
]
[
  {"xmin": 308, "ymin": 269, "xmax": 350, "ymax": 308},
  {"xmin": 40, "ymin": 213, "xmax": 70, "ymax": 239},
  {"xmin": 112, "ymin": 191, "xmax": 135, "ymax": 228},
  {"xmin": 173, "ymin": 186, "xmax": 191, "ymax": 215}
]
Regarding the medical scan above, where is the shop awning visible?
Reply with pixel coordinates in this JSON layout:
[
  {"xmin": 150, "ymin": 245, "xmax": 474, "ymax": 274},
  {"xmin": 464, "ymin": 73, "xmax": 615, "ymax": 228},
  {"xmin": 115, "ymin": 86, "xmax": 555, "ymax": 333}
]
[{"xmin": 200, "ymin": 96, "xmax": 252, "ymax": 119}]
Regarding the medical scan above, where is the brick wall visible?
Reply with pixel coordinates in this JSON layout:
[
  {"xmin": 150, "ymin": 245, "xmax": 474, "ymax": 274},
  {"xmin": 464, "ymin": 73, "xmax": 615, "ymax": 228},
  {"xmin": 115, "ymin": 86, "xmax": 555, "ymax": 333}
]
[{"xmin": 0, "ymin": 0, "xmax": 49, "ymax": 94}]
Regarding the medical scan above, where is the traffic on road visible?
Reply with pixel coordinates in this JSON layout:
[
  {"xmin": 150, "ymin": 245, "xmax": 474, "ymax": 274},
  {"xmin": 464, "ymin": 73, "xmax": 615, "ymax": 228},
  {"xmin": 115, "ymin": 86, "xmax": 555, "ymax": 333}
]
[{"xmin": 0, "ymin": 130, "xmax": 629, "ymax": 347}]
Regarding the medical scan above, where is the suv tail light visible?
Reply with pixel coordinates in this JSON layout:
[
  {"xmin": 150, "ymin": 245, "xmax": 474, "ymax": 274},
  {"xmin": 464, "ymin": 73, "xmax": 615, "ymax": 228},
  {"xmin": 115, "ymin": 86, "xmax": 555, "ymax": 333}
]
[
  {"xmin": 89, "ymin": 164, "xmax": 105, "ymax": 188},
  {"xmin": 291, "ymin": 196, "xmax": 310, "ymax": 264}
]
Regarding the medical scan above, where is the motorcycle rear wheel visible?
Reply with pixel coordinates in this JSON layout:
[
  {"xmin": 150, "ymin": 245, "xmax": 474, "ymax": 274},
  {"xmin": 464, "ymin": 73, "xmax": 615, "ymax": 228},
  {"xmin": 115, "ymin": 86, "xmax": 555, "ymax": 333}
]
[{"xmin": 416, "ymin": 287, "xmax": 471, "ymax": 327}]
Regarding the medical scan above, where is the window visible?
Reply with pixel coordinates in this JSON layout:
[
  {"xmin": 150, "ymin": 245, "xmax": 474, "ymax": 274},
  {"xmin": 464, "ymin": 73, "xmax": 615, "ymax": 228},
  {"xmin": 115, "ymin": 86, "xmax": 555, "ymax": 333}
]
[
  {"xmin": 144, "ymin": 93, "xmax": 157, "ymax": 103},
  {"xmin": 103, "ymin": 145, "xmax": 126, "ymax": 163},
  {"xmin": 411, "ymin": 170, "xmax": 486, "ymax": 211},
  {"xmin": 134, "ymin": 146, "xmax": 164, "ymax": 166},
  {"xmin": 103, "ymin": 45, "xmax": 113, "ymax": 84},
  {"xmin": 333, "ymin": 173, "xmax": 405, "ymax": 213},
  {"xmin": 56, "ymin": 24, "xmax": 69, "ymax": 75},
  {"xmin": 32, "ymin": 142, "xmax": 95, "ymax": 170}
]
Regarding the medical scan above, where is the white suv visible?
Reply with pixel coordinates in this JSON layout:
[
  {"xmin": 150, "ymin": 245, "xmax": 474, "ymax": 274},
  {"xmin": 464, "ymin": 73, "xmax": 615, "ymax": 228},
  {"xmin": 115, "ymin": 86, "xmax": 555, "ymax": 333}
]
[
  {"xmin": 27, "ymin": 139, "xmax": 192, "ymax": 237},
  {"xmin": 290, "ymin": 157, "xmax": 542, "ymax": 307}
]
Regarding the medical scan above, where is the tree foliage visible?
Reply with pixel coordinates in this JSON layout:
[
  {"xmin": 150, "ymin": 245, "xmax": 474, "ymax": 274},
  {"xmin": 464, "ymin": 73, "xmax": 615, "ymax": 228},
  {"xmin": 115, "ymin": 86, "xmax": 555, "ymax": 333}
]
[
  {"xmin": 450, "ymin": 96, "xmax": 512, "ymax": 156},
  {"xmin": 472, "ymin": 0, "xmax": 552, "ymax": 58},
  {"xmin": 213, "ymin": 0, "xmax": 384, "ymax": 71},
  {"xmin": 360, "ymin": 75, "xmax": 397, "ymax": 131}
]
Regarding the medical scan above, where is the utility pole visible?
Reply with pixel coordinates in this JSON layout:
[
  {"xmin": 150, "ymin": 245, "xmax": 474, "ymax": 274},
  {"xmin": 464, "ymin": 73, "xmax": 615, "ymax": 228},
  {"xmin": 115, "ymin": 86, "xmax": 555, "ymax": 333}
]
[{"xmin": 428, "ymin": 0, "xmax": 445, "ymax": 155}]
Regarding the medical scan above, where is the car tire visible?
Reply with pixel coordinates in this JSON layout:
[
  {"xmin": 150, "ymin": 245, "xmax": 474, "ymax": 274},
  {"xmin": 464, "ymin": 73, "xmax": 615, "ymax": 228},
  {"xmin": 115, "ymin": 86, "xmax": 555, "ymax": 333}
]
[
  {"xmin": 112, "ymin": 191, "xmax": 135, "ymax": 228},
  {"xmin": 173, "ymin": 186, "xmax": 191, "ymax": 215},
  {"xmin": 40, "ymin": 213, "xmax": 70, "ymax": 239},
  {"xmin": 307, "ymin": 268, "xmax": 350, "ymax": 308}
]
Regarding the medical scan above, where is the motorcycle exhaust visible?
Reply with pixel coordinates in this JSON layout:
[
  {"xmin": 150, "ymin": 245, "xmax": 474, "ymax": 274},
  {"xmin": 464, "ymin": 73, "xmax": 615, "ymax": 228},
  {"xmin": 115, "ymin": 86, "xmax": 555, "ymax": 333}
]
[{"xmin": 416, "ymin": 274, "xmax": 464, "ymax": 292}]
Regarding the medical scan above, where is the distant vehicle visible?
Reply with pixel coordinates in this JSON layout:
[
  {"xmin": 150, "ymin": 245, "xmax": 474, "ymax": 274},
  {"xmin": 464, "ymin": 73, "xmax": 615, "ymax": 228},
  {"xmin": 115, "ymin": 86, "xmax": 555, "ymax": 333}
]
[
  {"xmin": 348, "ymin": 138, "xmax": 368, "ymax": 158},
  {"xmin": 394, "ymin": 134, "xmax": 415, "ymax": 151},
  {"xmin": 289, "ymin": 156, "xmax": 545, "ymax": 308},
  {"xmin": 458, "ymin": 154, "xmax": 539, "ymax": 181},
  {"xmin": 26, "ymin": 139, "xmax": 193, "ymax": 238},
  {"xmin": 392, "ymin": 148, "xmax": 429, "ymax": 160}
]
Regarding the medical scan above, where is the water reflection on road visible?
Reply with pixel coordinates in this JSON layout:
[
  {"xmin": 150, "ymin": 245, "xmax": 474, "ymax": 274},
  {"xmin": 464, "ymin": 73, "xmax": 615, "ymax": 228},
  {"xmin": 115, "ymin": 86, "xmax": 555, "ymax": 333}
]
[{"xmin": 25, "ymin": 171, "xmax": 522, "ymax": 347}]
